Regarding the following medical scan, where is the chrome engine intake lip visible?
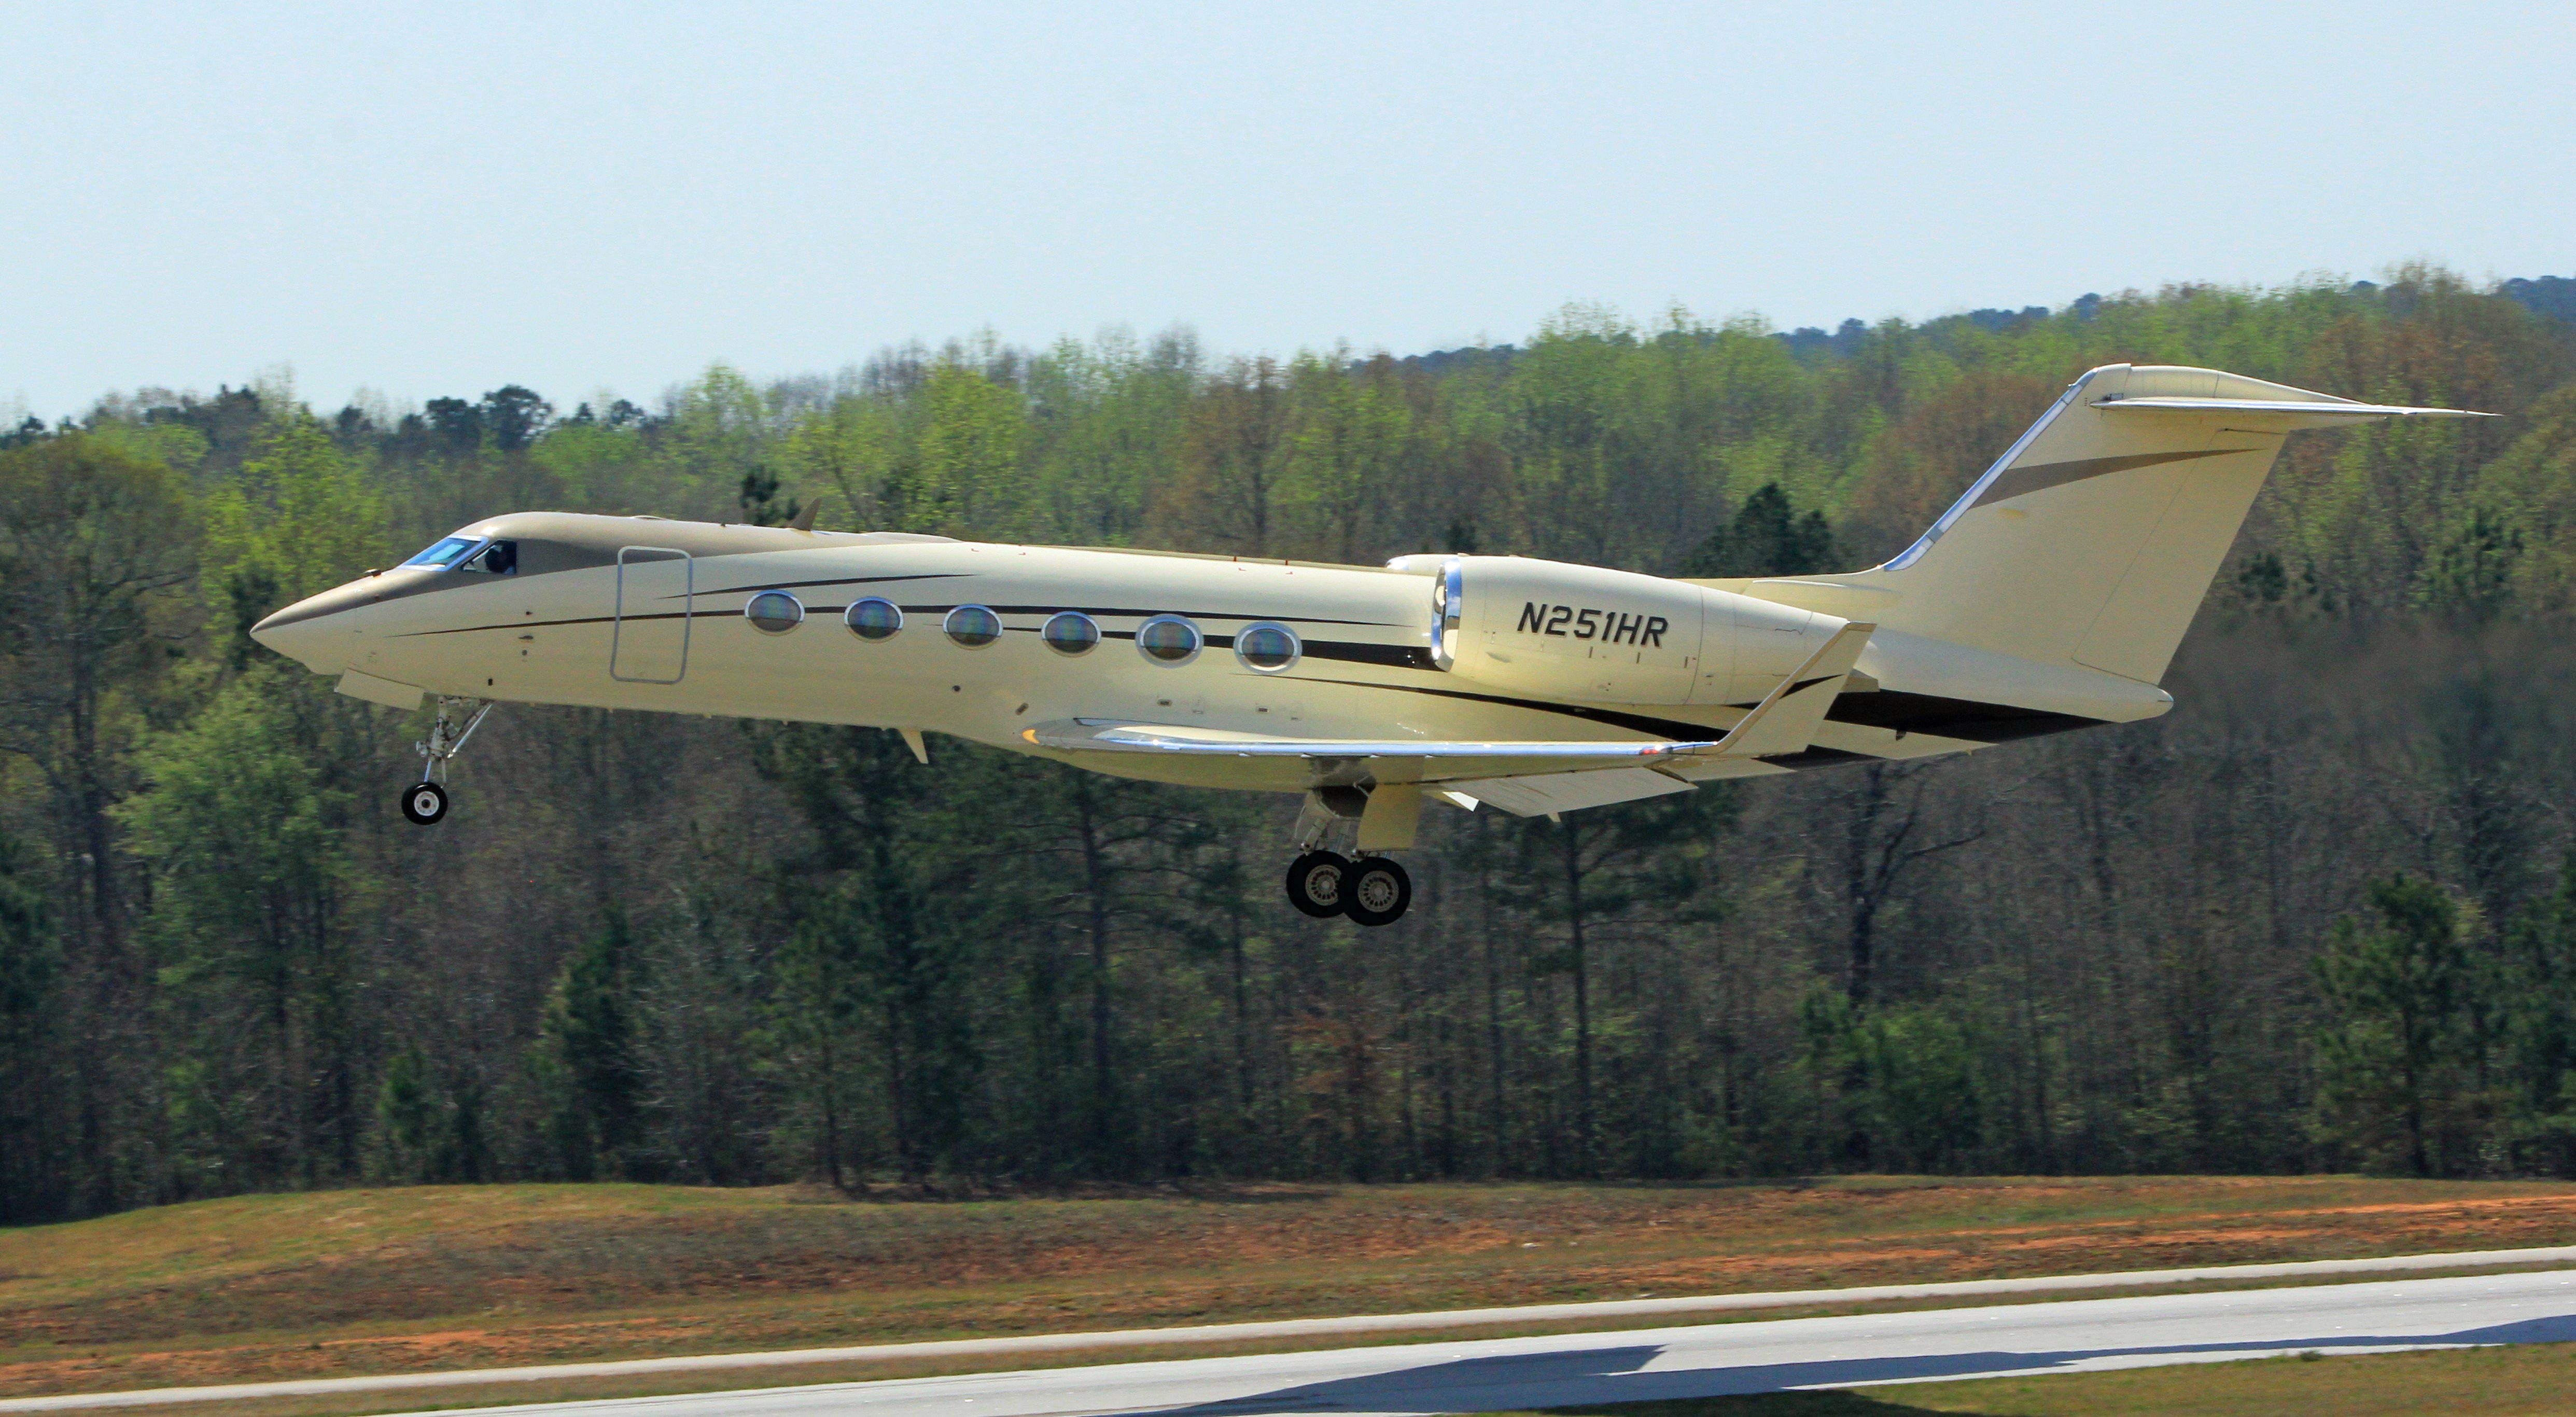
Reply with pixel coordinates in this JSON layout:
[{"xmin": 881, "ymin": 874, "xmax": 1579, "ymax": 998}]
[{"xmin": 1429, "ymin": 557, "xmax": 1463, "ymax": 670}]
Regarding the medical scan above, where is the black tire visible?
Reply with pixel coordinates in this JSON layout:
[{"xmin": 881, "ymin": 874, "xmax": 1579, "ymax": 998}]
[
  {"xmin": 1285, "ymin": 851, "xmax": 1349, "ymax": 918},
  {"xmin": 1342, "ymin": 857, "xmax": 1412, "ymax": 927},
  {"xmin": 401, "ymin": 781, "xmax": 450, "ymax": 825}
]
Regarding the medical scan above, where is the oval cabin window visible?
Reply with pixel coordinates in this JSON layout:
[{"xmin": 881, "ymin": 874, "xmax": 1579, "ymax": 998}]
[
  {"xmin": 1234, "ymin": 622, "xmax": 1300, "ymax": 672},
  {"xmin": 1043, "ymin": 612, "xmax": 1100, "ymax": 656},
  {"xmin": 845, "ymin": 598, "xmax": 903, "ymax": 641},
  {"xmin": 1135, "ymin": 615, "xmax": 1201, "ymax": 665},
  {"xmin": 745, "ymin": 591, "xmax": 805, "ymax": 634},
  {"xmin": 944, "ymin": 605, "xmax": 1003, "ymax": 648}
]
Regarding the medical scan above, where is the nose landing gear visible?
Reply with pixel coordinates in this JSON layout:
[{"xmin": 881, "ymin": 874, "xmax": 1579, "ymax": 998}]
[
  {"xmin": 402, "ymin": 781, "xmax": 450, "ymax": 825},
  {"xmin": 401, "ymin": 696, "xmax": 492, "ymax": 826}
]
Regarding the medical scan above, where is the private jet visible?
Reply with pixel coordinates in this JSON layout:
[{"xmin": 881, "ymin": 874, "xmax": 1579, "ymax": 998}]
[{"xmin": 251, "ymin": 364, "xmax": 2484, "ymax": 924}]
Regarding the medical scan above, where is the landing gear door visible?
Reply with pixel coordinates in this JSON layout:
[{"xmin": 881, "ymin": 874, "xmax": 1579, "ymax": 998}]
[{"xmin": 611, "ymin": 546, "xmax": 691, "ymax": 683}]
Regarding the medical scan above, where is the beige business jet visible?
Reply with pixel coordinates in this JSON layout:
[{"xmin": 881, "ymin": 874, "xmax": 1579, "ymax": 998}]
[{"xmin": 253, "ymin": 364, "xmax": 2483, "ymax": 924}]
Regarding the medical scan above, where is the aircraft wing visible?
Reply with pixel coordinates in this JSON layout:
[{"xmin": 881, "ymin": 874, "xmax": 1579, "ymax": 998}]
[
  {"xmin": 1021, "ymin": 719, "xmax": 1723, "ymax": 776},
  {"xmin": 1025, "ymin": 623, "xmax": 1875, "ymax": 806}
]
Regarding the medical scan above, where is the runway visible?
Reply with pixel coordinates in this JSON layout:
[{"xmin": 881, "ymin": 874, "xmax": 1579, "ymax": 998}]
[{"xmin": 407, "ymin": 1268, "xmax": 2576, "ymax": 1416}]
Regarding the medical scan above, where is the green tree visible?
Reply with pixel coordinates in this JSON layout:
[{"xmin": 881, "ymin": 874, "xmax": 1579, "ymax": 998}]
[
  {"xmin": 1686, "ymin": 482, "xmax": 1840, "ymax": 577},
  {"xmin": 0, "ymin": 433, "xmax": 194, "ymax": 1215},
  {"xmin": 530, "ymin": 415, "xmax": 649, "ymax": 511},
  {"xmin": 374, "ymin": 1044, "xmax": 436, "ymax": 1182},
  {"xmin": 1001, "ymin": 765, "xmax": 1222, "ymax": 1174},
  {"xmin": 1482, "ymin": 787, "xmax": 1732, "ymax": 1174},
  {"xmin": 0, "ymin": 436, "xmax": 193, "ymax": 968},
  {"xmin": 665, "ymin": 363, "xmax": 775, "ymax": 516},
  {"xmin": 2315, "ymin": 874, "xmax": 2486, "ymax": 1175},
  {"xmin": 752, "ymin": 726, "xmax": 987, "ymax": 1182},
  {"xmin": 531, "ymin": 911, "xmax": 648, "ymax": 1180},
  {"xmin": 1505, "ymin": 307, "xmax": 1642, "ymax": 566},
  {"xmin": 0, "ymin": 826, "xmax": 63, "ymax": 1220},
  {"xmin": 915, "ymin": 364, "xmax": 1029, "ymax": 536},
  {"xmin": 1283, "ymin": 353, "xmax": 1409, "ymax": 562},
  {"xmin": 198, "ymin": 413, "xmax": 389, "ymax": 663},
  {"xmin": 1177, "ymin": 357, "xmax": 1292, "ymax": 554},
  {"xmin": 2502, "ymin": 856, "xmax": 2576, "ymax": 1174},
  {"xmin": 2416, "ymin": 505, "xmax": 2525, "ymax": 620},
  {"xmin": 116, "ymin": 669, "xmax": 367, "ymax": 1188},
  {"xmin": 1802, "ymin": 991, "xmax": 1990, "ymax": 1172}
]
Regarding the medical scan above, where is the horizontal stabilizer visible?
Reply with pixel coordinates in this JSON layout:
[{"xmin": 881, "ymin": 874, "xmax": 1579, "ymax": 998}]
[
  {"xmin": 2097, "ymin": 395, "xmax": 2492, "ymax": 427},
  {"xmin": 1449, "ymin": 767, "xmax": 1696, "ymax": 817},
  {"xmin": 1695, "ymin": 622, "xmax": 1875, "ymax": 760}
]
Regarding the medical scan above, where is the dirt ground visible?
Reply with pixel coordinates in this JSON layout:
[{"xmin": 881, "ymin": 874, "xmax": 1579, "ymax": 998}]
[{"xmin": 7, "ymin": 1175, "xmax": 2576, "ymax": 1397}]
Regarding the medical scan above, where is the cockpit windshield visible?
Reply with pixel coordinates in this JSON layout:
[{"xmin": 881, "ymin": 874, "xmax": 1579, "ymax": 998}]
[{"xmin": 403, "ymin": 536, "xmax": 487, "ymax": 568}]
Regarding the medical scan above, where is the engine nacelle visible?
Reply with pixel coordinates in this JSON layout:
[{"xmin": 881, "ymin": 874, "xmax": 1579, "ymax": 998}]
[{"xmin": 1427, "ymin": 555, "xmax": 1843, "ymax": 707}]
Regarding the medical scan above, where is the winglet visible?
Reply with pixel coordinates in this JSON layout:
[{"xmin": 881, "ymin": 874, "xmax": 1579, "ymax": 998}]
[
  {"xmin": 1696, "ymin": 622, "xmax": 1874, "ymax": 759},
  {"xmin": 790, "ymin": 495, "xmax": 823, "ymax": 533}
]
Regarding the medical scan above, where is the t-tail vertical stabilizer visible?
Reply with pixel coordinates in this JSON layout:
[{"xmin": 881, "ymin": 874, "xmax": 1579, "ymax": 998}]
[{"xmin": 1828, "ymin": 364, "xmax": 2489, "ymax": 684}]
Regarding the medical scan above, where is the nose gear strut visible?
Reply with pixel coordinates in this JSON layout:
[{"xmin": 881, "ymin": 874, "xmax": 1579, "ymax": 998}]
[{"xmin": 401, "ymin": 696, "xmax": 493, "ymax": 825}]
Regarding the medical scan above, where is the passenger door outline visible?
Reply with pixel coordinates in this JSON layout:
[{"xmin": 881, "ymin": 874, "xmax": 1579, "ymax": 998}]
[{"xmin": 610, "ymin": 546, "xmax": 692, "ymax": 683}]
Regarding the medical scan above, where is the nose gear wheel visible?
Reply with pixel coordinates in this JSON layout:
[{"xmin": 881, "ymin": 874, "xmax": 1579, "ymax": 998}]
[
  {"xmin": 403, "ymin": 696, "xmax": 493, "ymax": 825},
  {"xmin": 402, "ymin": 781, "xmax": 449, "ymax": 824}
]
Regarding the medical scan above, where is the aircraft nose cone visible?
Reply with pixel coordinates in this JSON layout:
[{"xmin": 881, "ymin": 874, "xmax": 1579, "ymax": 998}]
[
  {"xmin": 248, "ymin": 605, "xmax": 296, "ymax": 647},
  {"xmin": 249, "ymin": 580, "xmax": 379, "ymax": 668}
]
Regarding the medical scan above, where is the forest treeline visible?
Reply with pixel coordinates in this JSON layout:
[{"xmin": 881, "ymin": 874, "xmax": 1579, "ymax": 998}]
[{"xmin": 9, "ymin": 267, "xmax": 2576, "ymax": 1224}]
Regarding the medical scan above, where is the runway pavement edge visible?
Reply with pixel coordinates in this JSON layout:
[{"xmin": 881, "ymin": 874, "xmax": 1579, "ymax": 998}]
[{"xmin": 10, "ymin": 1244, "xmax": 2576, "ymax": 1413}]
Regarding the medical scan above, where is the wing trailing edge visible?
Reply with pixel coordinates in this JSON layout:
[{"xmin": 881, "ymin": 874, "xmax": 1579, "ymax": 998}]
[{"xmin": 1021, "ymin": 623, "xmax": 1877, "ymax": 791}]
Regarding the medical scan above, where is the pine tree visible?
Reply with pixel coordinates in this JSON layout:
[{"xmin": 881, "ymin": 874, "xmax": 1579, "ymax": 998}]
[
  {"xmin": 2315, "ymin": 876, "xmax": 2484, "ymax": 1175},
  {"xmin": 1687, "ymin": 483, "xmax": 1839, "ymax": 577}
]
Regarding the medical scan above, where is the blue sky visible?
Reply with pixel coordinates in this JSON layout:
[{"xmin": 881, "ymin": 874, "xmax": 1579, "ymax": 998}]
[{"xmin": 4, "ymin": 0, "xmax": 2566, "ymax": 417}]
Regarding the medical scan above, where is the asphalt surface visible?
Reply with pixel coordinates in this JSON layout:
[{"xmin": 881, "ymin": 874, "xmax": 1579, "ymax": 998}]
[{"xmin": 384, "ymin": 1269, "xmax": 2576, "ymax": 1416}]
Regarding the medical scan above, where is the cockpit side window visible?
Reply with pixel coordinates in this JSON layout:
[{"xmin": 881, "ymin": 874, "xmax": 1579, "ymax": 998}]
[
  {"xmin": 404, "ymin": 536, "xmax": 487, "ymax": 568},
  {"xmin": 457, "ymin": 540, "xmax": 517, "ymax": 575}
]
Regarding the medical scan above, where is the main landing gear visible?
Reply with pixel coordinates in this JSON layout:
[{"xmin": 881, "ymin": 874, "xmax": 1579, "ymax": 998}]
[
  {"xmin": 1282, "ymin": 786, "xmax": 1414, "ymax": 925},
  {"xmin": 1285, "ymin": 851, "xmax": 1412, "ymax": 926},
  {"xmin": 400, "ymin": 696, "xmax": 493, "ymax": 826}
]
